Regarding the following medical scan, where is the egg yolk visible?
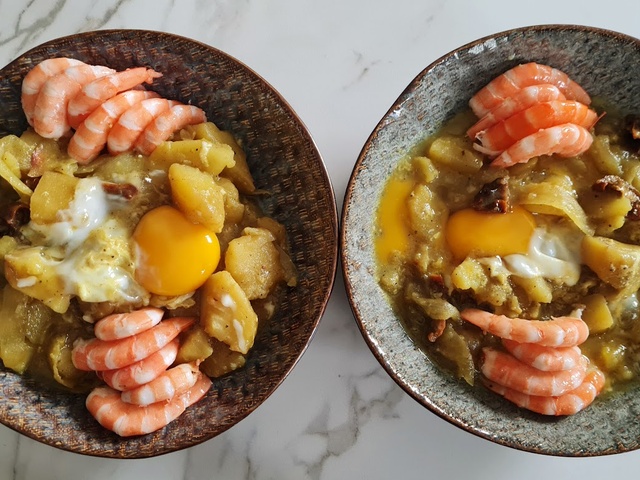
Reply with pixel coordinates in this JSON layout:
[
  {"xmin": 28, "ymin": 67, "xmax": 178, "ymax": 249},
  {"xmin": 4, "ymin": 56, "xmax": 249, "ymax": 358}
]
[
  {"xmin": 445, "ymin": 205, "xmax": 536, "ymax": 260},
  {"xmin": 133, "ymin": 205, "xmax": 220, "ymax": 296},
  {"xmin": 375, "ymin": 177, "xmax": 414, "ymax": 263}
]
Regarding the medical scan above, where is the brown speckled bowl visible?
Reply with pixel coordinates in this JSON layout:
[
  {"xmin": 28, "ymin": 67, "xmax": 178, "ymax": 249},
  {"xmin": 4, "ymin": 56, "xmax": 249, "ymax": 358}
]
[
  {"xmin": 341, "ymin": 25, "xmax": 640, "ymax": 456},
  {"xmin": 0, "ymin": 30, "xmax": 337, "ymax": 458}
]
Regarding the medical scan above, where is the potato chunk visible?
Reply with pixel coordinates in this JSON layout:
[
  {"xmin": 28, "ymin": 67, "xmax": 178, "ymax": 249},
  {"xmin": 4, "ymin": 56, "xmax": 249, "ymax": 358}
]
[
  {"xmin": 30, "ymin": 171, "xmax": 78, "ymax": 224},
  {"xmin": 168, "ymin": 163, "xmax": 226, "ymax": 233},
  {"xmin": 4, "ymin": 246, "xmax": 71, "ymax": 313},
  {"xmin": 149, "ymin": 139, "xmax": 235, "ymax": 176},
  {"xmin": 215, "ymin": 177, "xmax": 245, "ymax": 224},
  {"xmin": 0, "ymin": 135, "xmax": 35, "ymax": 198},
  {"xmin": 175, "ymin": 325, "xmax": 214, "ymax": 363},
  {"xmin": 582, "ymin": 294, "xmax": 614, "ymax": 333},
  {"xmin": 581, "ymin": 235, "xmax": 640, "ymax": 292},
  {"xmin": 451, "ymin": 257, "xmax": 486, "ymax": 291},
  {"xmin": 200, "ymin": 271, "xmax": 258, "ymax": 354},
  {"xmin": 184, "ymin": 122, "xmax": 256, "ymax": 193},
  {"xmin": 451, "ymin": 257, "xmax": 513, "ymax": 308},
  {"xmin": 200, "ymin": 338, "xmax": 246, "ymax": 378},
  {"xmin": 224, "ymin": 227, "xmax": 283, "ymax": 300},
  {"xmin": 582, "ymin": 190, "xmax": 632, "ymax": 236},
  {"xmin": 0, "ymin": 285, "xmax": 52, "ymax": 374},
  {"xmin": 407, "ymin": 184, "xmax": 448, "ymax": 241},
  {"xmin": 428, "ymin": 136, "xmax": 484, "ymax": 174},
  {"xmin": 511, "ymin": 276, "xmax": 553, "ymax": 304},
  {"xmin": 0, "ymin": 134, "xmax": 33, "ymax": 172}
]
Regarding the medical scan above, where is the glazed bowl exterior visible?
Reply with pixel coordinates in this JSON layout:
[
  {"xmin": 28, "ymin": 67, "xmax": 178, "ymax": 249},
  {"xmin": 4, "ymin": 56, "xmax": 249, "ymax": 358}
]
[
  {"xmin": 0, "ymin": 30, "xmax": 338, "ymax": 458},
  {"xmin": 341, "ymin": 24, "xmax": 640, "ymax": 456}
]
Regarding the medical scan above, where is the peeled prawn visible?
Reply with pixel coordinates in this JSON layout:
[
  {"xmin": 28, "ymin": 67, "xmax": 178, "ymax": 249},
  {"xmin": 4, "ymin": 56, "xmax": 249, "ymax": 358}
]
[
  {"xmin": 68, "ymin": 89, "xmax": 159, "ymax": 163},
  {"xmin": 490, "ymin": 123, "xmax": 594, "ymax": 168},
  {"xmin": 481, "ymin": 347, "xmax": 588, "ymax": 396},
  {"xmin": 72, "ymin": 317, "xmax": 194, "ymax": 371},
  {"xmin": 21, "ymin": 57, "xmax": 86, "ymax": 126},
  {"xmin": 460, "ymin": 308, "xmax": 589, "ymax": 347},
  {"xmin": 67, "ymin": 67, "xmax": 162, "ymax": 129},
  {"xmin": 466, "ymin": 84, "xmax": 566, "ymax": 139},
  {"xmin": 474, "ymin": 100, "xmax": 597, "ymax": 156},
  {"xmin": 21, "ymin": 59, "xmax": 204, "ymax": 160},
  {"xmin": 501, "ymin": 339, "xmax": 584, "ymax": 372},
  {"xmin": 100, "ymin": 339, "xmax": 179, "ymax": 391},
  {"xmin": 86, "ymin": 372, "xmax": 211, "ymax": 437},
  {"xmin": 94, "ymin": 307, "xmax": 164, "ymax": 341},
  {"xmin": 33, "ymin": 64, "xmax": 115, "ymax": 138},
  {"xmin": 135, "ymin": 104, "xmax": 207, "ymax": 155},
  {"xmin": 485, "ymin": 367, "xmax": 605, "ymax": 416},
  {"xmin": 469, "ymin": 62, "xmax": 591, "ymax": 117},
  {"xmin": 121, "ymin": 362, "xmax": 200, "ymax": 406},
  {"xmin": 106, "ymin": 97, "xmax": 176, "ymax": 154}
]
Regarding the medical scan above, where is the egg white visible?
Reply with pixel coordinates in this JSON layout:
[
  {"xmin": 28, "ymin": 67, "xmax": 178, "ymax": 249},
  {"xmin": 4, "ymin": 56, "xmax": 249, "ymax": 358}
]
[
  {"xmin": 24, "ymin": 177, "xmax": 148, "ymax": 306},
  {"xmin": 478, "ymin": 223, "xmax": 582, "ymax": 286},
  {"xmin": 30, "ymin": 177, "xmax": 108, "ymax": 250}
]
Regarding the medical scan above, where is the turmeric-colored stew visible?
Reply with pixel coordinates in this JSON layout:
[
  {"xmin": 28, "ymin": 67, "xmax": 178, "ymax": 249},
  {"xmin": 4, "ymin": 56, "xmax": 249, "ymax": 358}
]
[{"xmin": 375, "ymin": 63, "xmax": 640, "ymax": 416}]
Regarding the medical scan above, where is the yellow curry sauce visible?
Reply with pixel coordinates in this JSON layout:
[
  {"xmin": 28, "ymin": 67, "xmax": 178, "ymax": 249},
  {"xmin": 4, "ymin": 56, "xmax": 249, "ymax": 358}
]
[
  {"xmin": 376, "ymin": 108, "xmax": 640, "ymax": 392},
  {"xmin": 0, "ymin": 122, "xmax": 297, "ymax": 392}
]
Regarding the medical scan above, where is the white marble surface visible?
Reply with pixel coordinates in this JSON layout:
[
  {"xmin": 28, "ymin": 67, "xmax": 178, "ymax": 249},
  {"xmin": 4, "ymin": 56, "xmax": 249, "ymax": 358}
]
[{"xmin": 0, "ymin": 0, "xmax": 639, "ymax": 478}]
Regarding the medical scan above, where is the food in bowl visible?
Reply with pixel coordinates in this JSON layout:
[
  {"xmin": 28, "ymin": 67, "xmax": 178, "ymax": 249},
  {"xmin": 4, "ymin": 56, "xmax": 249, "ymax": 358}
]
[
  {"xmin": 375, "ymin": 62, "xmax": 640, "ymax": 416},
  {"xmin": 0, "ymin": 57, "xmax": 297, "ymax": 436}
]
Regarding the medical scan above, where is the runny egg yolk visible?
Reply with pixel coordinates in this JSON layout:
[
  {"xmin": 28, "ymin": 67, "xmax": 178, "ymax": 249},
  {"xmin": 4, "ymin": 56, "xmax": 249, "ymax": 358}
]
[
  {"xmin": 445, "ymin": 205, "xmax": 536, "ymax": 260},
  {"xmin": 375, "ymin": 177, "xmax": 414, "ymax": 263},
  {"xmin": 133, "ymin": 205, "xmax": 220, "ymax": 296}
]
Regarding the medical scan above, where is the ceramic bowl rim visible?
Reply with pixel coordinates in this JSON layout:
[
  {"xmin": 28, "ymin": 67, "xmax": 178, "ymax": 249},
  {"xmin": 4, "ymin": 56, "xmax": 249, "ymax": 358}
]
[
  {"xmin": 0, "ymin": 29, "xmax": 339, "ymax": 458},
  {"xmin": 341, "ymin": 23, "xmax": 640, "ymax": 457}
]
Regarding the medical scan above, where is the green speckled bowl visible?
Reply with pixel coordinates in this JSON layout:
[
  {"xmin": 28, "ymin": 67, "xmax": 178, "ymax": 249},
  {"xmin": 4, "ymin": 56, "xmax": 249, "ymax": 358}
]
[
  {"xmin": 341, "ymin": 25, "xmax": 640, "ymax": 456},
  {"xmin": 0, "ymin": 30, "xmax": 338, "ymax": 458}
]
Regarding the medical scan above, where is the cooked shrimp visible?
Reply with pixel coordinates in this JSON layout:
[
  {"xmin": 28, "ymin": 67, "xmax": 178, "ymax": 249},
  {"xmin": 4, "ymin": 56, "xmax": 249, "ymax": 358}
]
[
  {"xmin": 21, "ymin": 57, "xmax": 86, "ymax": 126},
  {"xmin": 481, "ymin": 347, "xmax": 588, "ymax": 396},
  {"xmin": 466, "ymin": 84, "xmax": 566, "ymax": 139},
  {"xmin": 135, "ymin": 104, "xmax": 207, "ymax": 155},
  {"xmin": 468, "ymin": 62, "xmax": 591, "ymax": 117},
  {"xmin": 473, "ymin": 100, "xmax": 597, "ymax": 156},
  {"xmin": 33, "ymin": 64, "xmax": 115, "ymax": 139},
  {"xmin": 490, "ymin": 123, "xmax": 594, "ymax": 168},
  {"xmin": 67, "ymin": 67, "xmax": 162, "ymax": 129},
  {"xmin": 72, "ymin": 317, "xmax": 194, "ymax": 371},
  {"xmin": 484, "ymin": 367, "xmax": 605, "ymax": 416},
  {"xmin": 100, "ymin": 339, "xmax": 179, "ymax": 391},
  {"xmin": 501, "ymin": 339, "xmax": 583, "ymax": 371},
  {"xmin": 86, "ymin": 372, "xmax": 211, "ymax": 437},
  {"xmin": 121, "ymin": 362, "xmax": 200, "ymax": 406},
  {"xmin": 460, "ymin": 308, "xmax": 589, "ymax": 347},
  {"xmin": 67, "ymin": 89, "xmax": 159, "ymax": 163},
  {"xmin": 94, "ymin": 307, "xmax": 164, "ymax": 341},
  {"xmin": 106, "ymin": 97, "xmax": 177, "ymax": 154}
]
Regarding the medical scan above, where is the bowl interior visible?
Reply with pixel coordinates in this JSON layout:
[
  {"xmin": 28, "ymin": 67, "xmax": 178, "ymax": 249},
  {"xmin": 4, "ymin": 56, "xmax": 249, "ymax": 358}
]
[
  {"xmin": 0, "ymin": 30, "xmax": 337, "ymax": 458},
  {"xmin": 342, "ymin": 24, "xmax": 640, "ymax": 456}
]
